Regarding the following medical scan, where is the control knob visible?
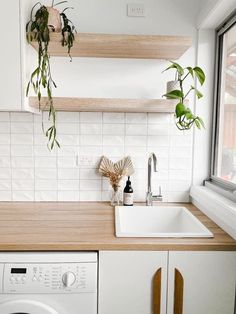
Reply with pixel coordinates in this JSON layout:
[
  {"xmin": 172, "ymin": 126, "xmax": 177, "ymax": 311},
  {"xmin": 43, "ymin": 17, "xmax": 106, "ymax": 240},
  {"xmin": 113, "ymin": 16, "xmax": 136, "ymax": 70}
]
[{"xmin": 62, "ymin": 271, "xmax": 76, "ymax": 287}]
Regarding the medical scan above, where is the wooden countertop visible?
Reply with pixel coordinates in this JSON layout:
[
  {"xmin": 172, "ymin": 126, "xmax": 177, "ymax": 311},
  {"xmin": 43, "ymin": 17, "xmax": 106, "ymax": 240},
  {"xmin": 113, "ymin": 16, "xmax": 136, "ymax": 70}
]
[{"xmin": 0, "ymin": 202, "xmax": 235, "ymax": 251}]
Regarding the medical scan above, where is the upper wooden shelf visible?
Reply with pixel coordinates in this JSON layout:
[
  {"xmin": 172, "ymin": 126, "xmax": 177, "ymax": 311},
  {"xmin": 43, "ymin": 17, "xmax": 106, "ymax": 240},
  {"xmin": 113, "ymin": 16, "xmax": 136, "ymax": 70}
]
[
  {"xmin": 30, "ymin": 33, "xmax": 192, "ymax": 59},
  {"xmin": 29, "ymin": 97, "xmax": 177, "ymax": 113}
]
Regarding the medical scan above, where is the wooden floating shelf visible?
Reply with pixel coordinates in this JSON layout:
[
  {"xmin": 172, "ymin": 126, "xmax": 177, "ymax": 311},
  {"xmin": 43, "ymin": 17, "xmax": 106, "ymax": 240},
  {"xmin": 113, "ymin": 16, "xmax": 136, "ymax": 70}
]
[
  {"xmin": 30, "ymin": 33, "xmax": 192, "ymax": 59},
  {"xmin": 29, "ymin": 97, "xmax": 178, "ymax": 113}
]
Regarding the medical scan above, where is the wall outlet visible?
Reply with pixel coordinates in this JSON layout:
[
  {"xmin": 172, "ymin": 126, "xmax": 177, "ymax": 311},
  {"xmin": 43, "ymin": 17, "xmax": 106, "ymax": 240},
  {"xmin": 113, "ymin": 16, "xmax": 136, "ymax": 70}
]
[{"xmin": 127, "ymin": 3, "xmax": 146, "ymax": 17}]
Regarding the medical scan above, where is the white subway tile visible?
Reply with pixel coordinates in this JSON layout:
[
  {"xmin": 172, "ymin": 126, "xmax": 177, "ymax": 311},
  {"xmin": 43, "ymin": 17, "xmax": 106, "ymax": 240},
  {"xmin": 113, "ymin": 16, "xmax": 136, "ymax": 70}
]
[
  {"xmin": 57, "ymin": 145, "xmax": 78, "ymax": 156},
  {"xmin": 168, "ymin": 191, "xmax": 189, "ymax": 202},
  {"xmin": 0, "ymin": 191, "xmax": 11, "ymax": 201},
  {"xmin": 125, "ymin": 136, "xmax": 146, "ymax": 146},
  {"xmin": 34, "ymin": 145, "xmax": 57, "ymax": 157},
  {"xmin": 147, "ymin": 135, "xmax": 169, "ymax": 147},
  {"xmin": 58, "ymin": 180, "xmax": 79, "ymax": 191},
  {"xmin": 147, "ymin": 147, "xmax": 169, "ymax": 158},
  {"xmin": 0, "ymin": 134, "xmax": 10, "ymax": 145},
  {"xmin": 35, "ymin": 168, "xmax": 57, "ymax": 179},
  {"xmin": 12, "ymin": 168, "xmax": 34, "ymax": 179},
  {"xmin": 103, "ymin": 113, "xmax": 125, "ymax": 123},
  {"xmin": 126, "ymin": 113, "xmax": 147, "ymax": 124},
  {"xmin": 126, "ymin": 124, "xmax": 147, "ymax": 136},
  {"xmin": 80, "ymin": 146, "xmax": 103, "ymax": 156},
  {"xmin": 0, "ymin": 168, "xmax": 11, "ymax": 179},
  {"xmin": 80, "ymin": 112, "xmax": 102, "ymax": 123},
  {"xmin": 58, "ymin": 134, "xmax": 79, "ymax": 146},
  {"xmin": 148, "ymin": 124, "xmax": 169, "ymax": 136},
  {"xmin": 80, "ymin": 191, "xmax": 101, "ymax": 201},
  {"xmin": 58, "ymin": 168, "xmax": 79, "ymax": 180},
  {"xmin": 0, "ymin": 122, "xmax": 10, "ymax": 133},
  {"xmin": 11, "ymin": 122, "xmax": 33, "ymax": 134},
  {"xmin": 11, "ymin": 134, "xmax": 33, "ymax": 145},
  {"xmin": 125, "ymin": 146, "xmax": 147, "ymax": 157},
  {"xmin": 102, "ymin": 146, "xmax": 124, "ymax": 157},
  {"xmin": 80, "ymin": 179, "xmax": 101, "ymax": 191},
  {"xmin": 0, "ymin": 112, "xmax": 10, "ymax": 121},
  {"xmin": 57, "ymin": 112, "xmax": 79, "ymax": 122},
  {"xmin": 11, "ymin": 112, "xmax": 33, "ymax": 122},
  {"xmin": 169, "ymin": 181, "xmax": 191, "ymax": 192},
  {"xmin": 170, "ymin": 135, "xmax": 192, "ymax": 147},
  {"xmin": 12, "ymin": 191, "xmax": 34, "ymax": 201},
  {"xmin": 11, "ymin": 145, "xmax": 33, "ymax": 157},
  {"xmin": 170, "ymin": 146, "xmax": 192, "ymax": 158},
  {"xmin": 35, "ymin": 191, "xmax": 57, "ymax": 201},
  {"xmin": 58, "ymin": 156, "xmax": 77, "ymax": 168},
  {"xmin": 35, "ymin": 157, "xmax": 57, "ymax": 168},
  {"xmin": 131, "ymin": 156, "xmax": 147, "ymax": 169},
  {"xmin": 169, "ymin": 158, "xmax": 192, "ymax": 170},
  {"xmin": 12, "ymin": 180, "xmax": 34, "ymax": 191},
  {"xmin": 58, "ymin": 191, "xmax": 79, "ymax": 201},
  {"xmin": 103, "ymin": 135, "xmax": 124, "ymax": 146},
  {"xmin": 148, "ymin": 113, "xmax": 171, "ymax": 124},
  {"xmin": 0, "ymin": 180, "xmax": 11, "ymax": 190},
  {"xmin": 103, "ymin": 124, "xmax": 125, "ymax": 135},
  {"xmin": 0, "ymin": 145, "xmax": 10, "ymax": 156},
  {"xmin": 80, "ymin": 168, "xmax": 100, "ymax": 180},
  {"xmin": 34, "ymin": 134, "xmax": 48, "ymax": 146},
  {"xmin": 0, "ymin": 157, "xmax": 10, "ymax": 167},
  {"xmin": 35, "ymin": 179, "xmax": 57, "ymax": 191},
  {"xmin": 11, "ymin": 157, "xmax": 34, "ymax": 168},
  {"xmin": 80, "ymin": 123, "xmax": 102, "ymax": 135},
  {"xmin": 80, "ymin": 135, "xmax": 102, "ymax": 146},
  {"xmin": 34, "ymin": 122, "xmax": 51, "ymax": 134},
  {"xmin": 169, "ymin": 169, "xmax": 192, "ymax": 181},
  {"xmin": 57, "ymin": 123, "xmax": 77, "ymax": 134}
]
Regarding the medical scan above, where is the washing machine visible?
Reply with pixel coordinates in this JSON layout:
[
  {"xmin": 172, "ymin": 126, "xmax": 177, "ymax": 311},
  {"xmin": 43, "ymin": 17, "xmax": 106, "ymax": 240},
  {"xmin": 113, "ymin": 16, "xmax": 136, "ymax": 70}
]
[{"xmin": 0, "ymin": 252, "xmax": 97, "ymax": 314}]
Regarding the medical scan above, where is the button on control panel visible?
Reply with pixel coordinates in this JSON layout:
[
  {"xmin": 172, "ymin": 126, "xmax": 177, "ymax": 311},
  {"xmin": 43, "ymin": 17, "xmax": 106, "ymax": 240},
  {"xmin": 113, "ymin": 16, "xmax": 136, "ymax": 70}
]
[{"xmin": 3, "ymin": 263, "xmax": 97, "ymax": 294}]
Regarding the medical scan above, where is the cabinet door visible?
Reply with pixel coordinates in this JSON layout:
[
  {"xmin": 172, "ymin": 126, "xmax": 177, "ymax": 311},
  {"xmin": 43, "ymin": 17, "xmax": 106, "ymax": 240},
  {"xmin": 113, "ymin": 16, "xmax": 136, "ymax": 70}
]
[
  {"xmin": 99, "ymin": 251, "xmax": 168, "ymax": 314},
  {"xmin": 168, "ymin": 251, "xmax": 236, "ymax": 314},
  {"xmin": 0, "ymin": 0, "xmax": 22, "ymax": 110}
]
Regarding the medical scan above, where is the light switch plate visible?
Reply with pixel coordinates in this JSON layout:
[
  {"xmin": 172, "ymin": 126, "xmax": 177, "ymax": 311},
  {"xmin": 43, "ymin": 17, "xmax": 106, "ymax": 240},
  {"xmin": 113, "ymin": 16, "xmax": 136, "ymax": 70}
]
[{"xmin": 127, "ymin": 3, "xmax": 146, "ymax": 17}]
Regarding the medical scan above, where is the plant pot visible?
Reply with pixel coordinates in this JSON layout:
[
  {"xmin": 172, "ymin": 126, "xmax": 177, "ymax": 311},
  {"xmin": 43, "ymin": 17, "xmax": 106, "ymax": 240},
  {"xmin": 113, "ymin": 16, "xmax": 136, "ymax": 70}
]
[
  {"xmin": 47, "ymin": 7, "xmax": 62, "ymax": 32},
  {"xmin": 166, "ymin": 80, "xmax": 180, "ymax": 94}
]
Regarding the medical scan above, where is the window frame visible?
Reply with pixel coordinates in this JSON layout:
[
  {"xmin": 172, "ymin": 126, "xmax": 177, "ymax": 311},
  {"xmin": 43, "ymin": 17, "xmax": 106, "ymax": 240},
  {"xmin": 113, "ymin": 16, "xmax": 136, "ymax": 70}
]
[{"xmin": 210, "ymin": 11, "xmax": 236, "ymax": 193}]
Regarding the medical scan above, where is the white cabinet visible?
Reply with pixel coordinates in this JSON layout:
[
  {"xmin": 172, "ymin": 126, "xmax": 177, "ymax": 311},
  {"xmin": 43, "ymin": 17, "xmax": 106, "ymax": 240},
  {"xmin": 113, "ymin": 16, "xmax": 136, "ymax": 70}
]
[
  {"xmin": 168, "ymin": 251, "xmax": 236, "ymax": 314},
  {"xmin": 99, "ymin": 251, "xmax": 236, "ymax": 314},
  {"xmin": 0, "ymin": 0, "xmax": 22, "ymax": 111},
  {"xmin": 99, "ymin": 251, "xmax": 168, "ymax": 314}
]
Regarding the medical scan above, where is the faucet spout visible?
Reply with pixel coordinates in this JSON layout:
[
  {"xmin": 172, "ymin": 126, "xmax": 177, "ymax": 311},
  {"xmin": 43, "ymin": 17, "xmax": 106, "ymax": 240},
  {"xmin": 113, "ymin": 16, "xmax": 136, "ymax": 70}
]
[{"xmin": 146, "ymin": 152, "xmax": 163, "ymax": 206}]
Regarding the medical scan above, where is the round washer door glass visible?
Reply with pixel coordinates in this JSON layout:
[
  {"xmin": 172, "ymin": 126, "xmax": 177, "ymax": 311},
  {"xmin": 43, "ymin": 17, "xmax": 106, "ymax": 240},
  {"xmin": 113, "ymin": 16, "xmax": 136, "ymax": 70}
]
[{"xmin": 0, "ymin": 299, "xmax": 59, "ymax": 314}]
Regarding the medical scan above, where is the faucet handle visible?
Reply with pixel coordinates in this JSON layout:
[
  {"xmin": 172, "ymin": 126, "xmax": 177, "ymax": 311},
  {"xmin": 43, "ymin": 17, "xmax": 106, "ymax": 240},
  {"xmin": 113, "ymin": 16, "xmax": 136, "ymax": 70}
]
[{"xmin": 152, "ymin": 186, "xmax": 163, "ymax": 202}]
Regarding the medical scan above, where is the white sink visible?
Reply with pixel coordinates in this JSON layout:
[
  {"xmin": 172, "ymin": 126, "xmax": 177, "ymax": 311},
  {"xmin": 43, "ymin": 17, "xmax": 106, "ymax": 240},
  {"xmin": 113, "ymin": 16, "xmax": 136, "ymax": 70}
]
[{"xmin": 115, "ymin": 206, "xmax": 213, "ymax": 238}]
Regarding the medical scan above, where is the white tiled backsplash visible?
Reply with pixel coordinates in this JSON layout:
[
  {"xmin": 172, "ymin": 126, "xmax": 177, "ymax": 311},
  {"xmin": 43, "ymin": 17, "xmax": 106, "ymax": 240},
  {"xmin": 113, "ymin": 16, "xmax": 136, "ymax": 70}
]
[{"xmin": 0, "ymin": 111, "xmax": 192, "ymax": 202}]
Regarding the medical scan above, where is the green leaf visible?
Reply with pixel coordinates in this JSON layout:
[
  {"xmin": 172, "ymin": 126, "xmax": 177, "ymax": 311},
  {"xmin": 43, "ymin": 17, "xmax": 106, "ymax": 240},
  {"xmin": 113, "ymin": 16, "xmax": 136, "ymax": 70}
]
[
  {"xmin": 195, "ymin": 88, "xmax": 203, "ymax": 99},
  {"xmin": 163, "ymin": 90, "xmax": 183, "ymax": 99},
  {"xmin": 197, "ymin": 116, "xmax": 205, "ymax": 128},
  {"xmin": 175, "ymin": 103, "xmax": 186, "ymax": 118},
  {"xmin": 186, "ymin": 66, "xmax": 194, "ymax": 78},
  {"xmin": 193, "ymin": 67, "xmax": 205, "ymax": 85},
  {"xmin": 163, "ymin": 61, "xmax": 184, "ymax": 76},
  {"xmin": 195, "ymin": 119, "xmax": 201, "ymax": 129}
]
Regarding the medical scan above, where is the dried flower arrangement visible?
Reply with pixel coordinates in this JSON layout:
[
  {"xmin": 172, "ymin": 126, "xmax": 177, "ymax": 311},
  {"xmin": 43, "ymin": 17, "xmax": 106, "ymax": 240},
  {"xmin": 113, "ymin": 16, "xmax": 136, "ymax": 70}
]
[{"xmin": 98, "ymin": 156, "xmax": 134, "ymax": 205}]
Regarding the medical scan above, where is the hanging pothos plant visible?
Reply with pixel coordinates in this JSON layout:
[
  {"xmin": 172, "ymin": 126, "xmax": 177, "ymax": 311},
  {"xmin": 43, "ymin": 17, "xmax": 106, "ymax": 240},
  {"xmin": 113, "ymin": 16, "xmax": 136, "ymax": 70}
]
[
  {"xmin": 26, "ymin": 0, "xmax": 76, "ymax": 149},
  {"xmin": 163, "ymin": 61, "xmax": 205, "ymax": 130}
]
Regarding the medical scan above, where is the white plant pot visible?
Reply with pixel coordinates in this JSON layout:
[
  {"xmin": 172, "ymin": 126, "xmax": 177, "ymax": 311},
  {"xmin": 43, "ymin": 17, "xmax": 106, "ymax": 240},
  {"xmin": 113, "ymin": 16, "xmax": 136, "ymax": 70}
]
[
  {"xmin": 166, "ymin": 80, "xmax": 180, "ymax": 94},
  {"xmin": 47, "ymin": 7, "xmax": 62, "ymax": 32}
]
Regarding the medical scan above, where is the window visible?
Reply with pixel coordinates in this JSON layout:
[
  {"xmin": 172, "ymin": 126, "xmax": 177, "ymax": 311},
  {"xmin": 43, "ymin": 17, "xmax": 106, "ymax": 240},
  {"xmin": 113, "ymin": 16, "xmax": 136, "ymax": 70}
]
[{"xmin": 211, "ymin": 12, "xmax": 236, "ymax": 192}]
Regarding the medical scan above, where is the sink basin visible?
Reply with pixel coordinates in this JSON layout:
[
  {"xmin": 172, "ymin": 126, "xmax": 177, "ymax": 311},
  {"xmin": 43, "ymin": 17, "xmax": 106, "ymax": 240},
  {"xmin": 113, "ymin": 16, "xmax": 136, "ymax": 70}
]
[{"xmin": 115, "ymin": 206, "xmax": 213, "ymax": 238}]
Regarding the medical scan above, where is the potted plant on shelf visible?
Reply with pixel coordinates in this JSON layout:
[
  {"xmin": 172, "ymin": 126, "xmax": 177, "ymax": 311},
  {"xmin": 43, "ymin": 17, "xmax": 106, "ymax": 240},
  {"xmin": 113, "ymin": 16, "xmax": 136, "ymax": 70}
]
[
  {"xmin": 26, "ymin": 1, "xmax": 76, "ymax": 149},
  {"xmin": 163, "ymin": 61, "xmax": 205, "ymax": 130}
]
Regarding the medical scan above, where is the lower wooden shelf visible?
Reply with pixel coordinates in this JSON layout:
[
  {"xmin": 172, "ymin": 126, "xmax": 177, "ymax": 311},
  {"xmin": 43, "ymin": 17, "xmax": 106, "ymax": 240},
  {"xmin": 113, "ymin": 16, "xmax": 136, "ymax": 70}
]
[{"xmin": 29, "ymin": 97, "xmax": 177, "ymax": 113}]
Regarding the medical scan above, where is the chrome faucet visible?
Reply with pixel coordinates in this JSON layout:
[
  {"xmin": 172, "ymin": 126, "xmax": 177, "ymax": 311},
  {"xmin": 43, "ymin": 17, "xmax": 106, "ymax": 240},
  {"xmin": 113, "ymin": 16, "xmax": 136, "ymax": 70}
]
[{"xmin": 146, "ymin": 153, "xmax": 163, "ymax": 206}]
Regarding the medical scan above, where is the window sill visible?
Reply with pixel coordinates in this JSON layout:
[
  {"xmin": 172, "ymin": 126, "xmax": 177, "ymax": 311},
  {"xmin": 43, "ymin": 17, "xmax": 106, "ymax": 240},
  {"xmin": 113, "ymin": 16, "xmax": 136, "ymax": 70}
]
[{"xmin": 190, "ymin": 186, "xmax": 236, "ymax": 239}]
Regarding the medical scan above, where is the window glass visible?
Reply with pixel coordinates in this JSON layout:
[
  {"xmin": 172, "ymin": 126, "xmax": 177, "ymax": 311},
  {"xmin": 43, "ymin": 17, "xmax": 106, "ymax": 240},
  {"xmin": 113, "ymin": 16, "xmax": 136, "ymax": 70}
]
[{"xmin": 215, "ymin": 22, "xmax": 236, "ymax": 185}]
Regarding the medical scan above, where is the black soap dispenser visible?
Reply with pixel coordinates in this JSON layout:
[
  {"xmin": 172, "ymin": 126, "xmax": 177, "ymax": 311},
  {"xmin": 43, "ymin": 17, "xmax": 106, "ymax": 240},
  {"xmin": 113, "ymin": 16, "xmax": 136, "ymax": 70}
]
[{"xmin": 123, "ymin": 176, "xmax": 133, "ymax": 206}]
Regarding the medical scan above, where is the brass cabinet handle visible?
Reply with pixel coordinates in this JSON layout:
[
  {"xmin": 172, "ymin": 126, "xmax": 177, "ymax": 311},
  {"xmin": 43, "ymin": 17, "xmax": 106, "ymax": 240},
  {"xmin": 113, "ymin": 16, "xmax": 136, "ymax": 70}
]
[
  {"xmin": 174, "ymin": 268, "xmax": 184, "ymax": 314},
  {"xmin": 153, "ymin": 268, "xmax": 162, "ymax": 314}
]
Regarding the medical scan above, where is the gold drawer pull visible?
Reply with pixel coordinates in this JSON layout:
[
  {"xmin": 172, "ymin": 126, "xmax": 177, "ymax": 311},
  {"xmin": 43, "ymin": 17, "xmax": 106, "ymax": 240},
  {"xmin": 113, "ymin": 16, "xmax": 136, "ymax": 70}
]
[
  {"xmin": 174, "ymin": 268, "xmax": 184, "ymax": 314},
  {"xmin": 153, "ymin": 268, "xmax": 162, "ymax": 314}
]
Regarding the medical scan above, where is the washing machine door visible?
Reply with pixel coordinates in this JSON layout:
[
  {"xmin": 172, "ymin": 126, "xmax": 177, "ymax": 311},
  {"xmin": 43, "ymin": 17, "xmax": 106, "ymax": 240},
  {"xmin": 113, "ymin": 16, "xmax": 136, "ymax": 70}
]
[{"xmin": 0, "ymin": 299, "xmax": 59, "ymax": 314}]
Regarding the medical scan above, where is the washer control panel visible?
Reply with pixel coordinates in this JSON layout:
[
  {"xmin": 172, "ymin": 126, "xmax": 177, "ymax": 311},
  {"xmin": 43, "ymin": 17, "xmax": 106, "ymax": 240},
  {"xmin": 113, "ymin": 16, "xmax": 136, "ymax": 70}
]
[{"xmin": 3, "ymin": 263, "xmax": 97, "ymax": 294}]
